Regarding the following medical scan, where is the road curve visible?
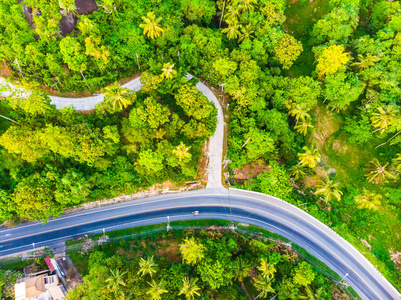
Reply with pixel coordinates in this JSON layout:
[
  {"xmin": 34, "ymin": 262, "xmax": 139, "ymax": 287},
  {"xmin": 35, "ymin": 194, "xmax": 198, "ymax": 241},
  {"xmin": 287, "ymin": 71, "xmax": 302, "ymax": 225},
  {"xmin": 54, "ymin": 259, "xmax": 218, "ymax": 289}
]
[
  {"xmin": 0, "ymin": 188, "xmax": 399, "ymax": 299},
  {"xmin": 1, "ymin": 76, "xmax": 400, "ymax": 299}
]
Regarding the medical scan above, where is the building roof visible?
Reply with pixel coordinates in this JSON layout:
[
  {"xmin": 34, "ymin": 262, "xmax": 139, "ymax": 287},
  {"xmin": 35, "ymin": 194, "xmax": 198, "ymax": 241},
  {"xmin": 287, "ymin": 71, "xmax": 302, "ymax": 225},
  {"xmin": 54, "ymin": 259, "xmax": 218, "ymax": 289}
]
[
  {"xmin": 44, "ymin": 256, "xmax": 55, "ymax": 272},
  {"xmin": 25, "ymin": 275, "xmax": 46, "ymax": 298}
]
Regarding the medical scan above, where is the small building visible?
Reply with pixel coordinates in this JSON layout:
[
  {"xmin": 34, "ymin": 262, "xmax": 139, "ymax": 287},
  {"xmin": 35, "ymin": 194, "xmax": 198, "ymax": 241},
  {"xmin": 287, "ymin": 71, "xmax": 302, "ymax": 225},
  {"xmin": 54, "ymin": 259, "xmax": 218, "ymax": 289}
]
[{"xmin": 14, "ymin": 274, "xmax": 65, "ymax": 300}]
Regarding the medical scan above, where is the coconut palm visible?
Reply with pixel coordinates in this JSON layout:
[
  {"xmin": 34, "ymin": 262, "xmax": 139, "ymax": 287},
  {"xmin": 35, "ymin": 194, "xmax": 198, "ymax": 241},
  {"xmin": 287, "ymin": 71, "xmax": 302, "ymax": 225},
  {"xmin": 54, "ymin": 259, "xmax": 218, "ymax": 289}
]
[
  {"xmin": 288, "ymin": 104, "xmax": 310, "ymax": 125},
  {"xmin": 238, "ymin": 24, "xmax": 254, "ymax": 42},
  {"xmin": 237, "ymin": 0, "xmax": 257, "ymax": 13},
  {"xmin": 232, "ymin": 257, "xmax": 251, "ymax": 282},
  {"xmin": 289, "ymin": 164, "xmax": 306, "ymax": 181},
  {"xmin": 224, "ymin": 6, "xmax": 241, "ymax": 23},
  {"xmin": 371, "ymin": 106, "xmax": 397, "ymax": 134},
  {"xmin": 364, "ymin": 158, "xmax": 395, "ymax": 184},
  {"xmin": 392, "ymin": 153, "xmax": 401, "ymax": 172},
  {"xmin": 257, "ymin": 258, "xmax": 276, "ymax": 278},
  {"xmin": 139, "ymin": 11, "xmax": 164, "ymax": 39},
  {"xmin": 161, "ymin": 63, "xmax": 177, "ymax": 80},
  {"xmin": 138, "ymin": 256, "xmax": 158, "ymax": 277},
  {"xmin": 298, "ymin": 146, "xmax": 321, "ymax": 169},
  {"xmin": 294, "ymin": 121, "xmax": 314, "ymax": 135},
  {"xmin": 172, "ymin": 141, "xmax": 192, "ymax": 163},
  {"xmin": 351, "ymin": 54, "xmax": 380, "ymax": 71},
  {"xmin": 299, "ymin": 286, "xmax": 325, "ymax": 300},
  {"xmin": 315, "ymin": 175, "xmax": 343, "ymax": 203},
  {"xmin": 221, "ymin": 22, "xmax": 241, "ymax": 40},
  {"xmin": 354, "ymin": 188, "xmax": 382, "ymax": 211},
  {"xmin": 253, "ymin": 275, "xmax": 275, "ymax": 299},
  {"xmin": 146, "ymin": 279, "xmax": 168, "ymax": 300},
  {"xmin": 105, "ymin": 269, "xmax": 127, "ymax": 292},
  {"xmin": 102, "ymin": 82, "xmax": 134, "ymax": 111},
  {"xmin": 178, "ymin": 277, "xmax": 201, "ymax": 299}
]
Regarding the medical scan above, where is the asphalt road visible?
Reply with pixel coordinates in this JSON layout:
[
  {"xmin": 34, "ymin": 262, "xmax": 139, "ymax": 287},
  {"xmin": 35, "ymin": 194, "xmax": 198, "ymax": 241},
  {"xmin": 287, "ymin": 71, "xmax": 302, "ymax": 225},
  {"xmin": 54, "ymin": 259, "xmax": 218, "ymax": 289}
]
[{"xmin": 0, "ymin": 188, "xmax": 399, "ymax": 300}]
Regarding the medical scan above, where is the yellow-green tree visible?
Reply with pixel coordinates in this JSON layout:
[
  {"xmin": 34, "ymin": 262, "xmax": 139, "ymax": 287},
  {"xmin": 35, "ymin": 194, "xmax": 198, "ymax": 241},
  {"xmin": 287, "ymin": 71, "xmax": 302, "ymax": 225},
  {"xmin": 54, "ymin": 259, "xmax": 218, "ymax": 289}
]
[
  {"xmin": 364, "ymin": 158, "xmax": 395, "ymax": 184},
  {"xmin": 102, "ymin": 82, "xmax": 135, "ymax": 112},
  {"xmin": 178, "ymin": 277, "xmax": 201, "ymax": 300},
  {"xmin": 297, "ymin": 146, "xmax": 321, "ymax": 168},
  {"xmin": 315, "ymin": 175, "xmax": 343, "ymax": 203},
  {"xmin": 161, "ymin": 63, "xmax": 177, "ymax": 79},
  {"xmin": 138, "ymin": 256, "xmax": 158, "ymax": 277},
  {"xmin": 371, "ymin": 106, "xmax": 397, "ymax": 134},
  {"xmin": 180, "ymin": 237, "xmax": 204, "ymax": 265},
  {"xmin": 147, "ymin": 279, "xmax": 168, "ymax": 300},
  {"xmin": 258, "ymin": 258, "xmax": 276, "ymax": 278},
  {"xmin": 274, "ymin": 33, "xmax": 303, "ymax": 70},
  {"xmin": 316, "ymin": 45, "xmax": 349, "ymax": 80},
  {"xmin": 139, "ymin": 12, "xmax": 164, "ymax": 39}
]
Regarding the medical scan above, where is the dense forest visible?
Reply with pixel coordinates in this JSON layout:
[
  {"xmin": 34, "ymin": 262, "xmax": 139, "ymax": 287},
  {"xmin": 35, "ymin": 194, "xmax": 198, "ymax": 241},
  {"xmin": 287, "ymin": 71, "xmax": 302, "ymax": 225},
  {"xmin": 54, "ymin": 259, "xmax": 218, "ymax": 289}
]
[
  {"xmin": 0, "ymin": 0, "xmax": 401, "ymax": 291},
  {"xmin": 65, "ymin": 230, "xmax": 347, "ymax": 300}
]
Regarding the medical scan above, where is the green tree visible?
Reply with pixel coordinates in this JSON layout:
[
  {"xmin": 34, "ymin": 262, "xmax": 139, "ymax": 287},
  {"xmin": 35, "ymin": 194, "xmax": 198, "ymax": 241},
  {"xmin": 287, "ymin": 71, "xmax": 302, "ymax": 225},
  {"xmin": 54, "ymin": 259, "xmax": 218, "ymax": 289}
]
[
  {"xmin": 256, "ymin": 161, "xmax": 293, "ymax": 200},
  {"xmin": 147, "ymin": 279, "xmax": 168, "ymax": 300},
  {"xmin": 294, "ymin": 121, "xmax": 314, "ymax": 136},
  {"xmin": 258, "ymin": 258, "xmax": 276, "ymax": 278},
  {"xmin": 273, "ymin": 34, "xmax": 303, "ymax": 70},
  {"xmin": 180, "ymin": 237, "xmax": 205, "ymax": 265},
  {"xmin": 315, "ymin": 175, "xmax": 343, "ymax": 203},
  {"xmin": 253, "ymin": 275, "xmax": 275, "ymax": 298},
  {"xmin": 138, "ymin": 256, "xmax": 158, "ymax": 277},
  {"xmin": 392, "ymin": 153, "xmax": 401, "ymax": 172},
  {"xmin": 105, "ymin": 269, "xmax": 127, "ymax": 292},
  {"xmin": 292, "ymin": 262, "xmax": 316, "ymax": 287},
  {"xmin": 175, "ymin": 85, "xmax": 216, "ymax": 120},
  {"xmin": 172, "ymin": 141, "xmax": 192, "ymax": 163},
  {"xmin": 289, "ymin": 165, "xmax": 307, "ymax": 181},
  {"xmin": 371, "ymin": 106, "xmax": 397, "ymax": 134},
  {"xmin": 136, "ymin": 149, "xmax": 165, "ymax": 176},
  {"xmin": 222, "ymin": 22, "xmax": 241, "ymax": 40},
  {"xmin": 316, "ymin": 45, "xmax": 349, "ymax": 80},
  {"xmin": 297, "ymin": 146, "xmax": 321, "ymax": 168},
  {"xmin": 232, "ymin": 257, "xmax": 251, "ymax": 282},
  {"xmin": 180, "ymin": 0, "xmax": 216, "ymax": 23},
  {"xmin": 139, "ymin": 12, "xmax": 164, "ymax": 39},
  {"xmin": 161, "ymin": 63, "xmax": 177, "ymax": 80},
  {"xmin": 354, "ymin": 188, "xmax": 382, "ymax": 211},
  {"xmin": 178, "ymin": 277, "xmax": 201, "ymax": 299}
]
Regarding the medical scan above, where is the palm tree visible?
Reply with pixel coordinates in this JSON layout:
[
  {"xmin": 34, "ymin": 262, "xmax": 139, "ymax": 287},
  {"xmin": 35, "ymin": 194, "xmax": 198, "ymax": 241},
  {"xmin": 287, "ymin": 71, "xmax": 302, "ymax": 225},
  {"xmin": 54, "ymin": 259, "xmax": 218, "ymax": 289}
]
[
  {"xmin": 288, "ymin": 104, "xmax": 310, "ymax": 125},
  {"xmin": 392, "ymin": 153, "xmax": 401, "ymax": 172},
  {"xmin": 139, "ymin": 11, "xmax": 164, "ymax": 39},
  {"xmin": 289, "ymin": 164, "xmax": 306, "ymax": 181},
  {"xmin": 178, "ymin": 277, "xmax": 201, "ymax": 300},
  {"xmin": 102, "ymin": 82, "xmax": 134, "ymax": 111},
  {"xmin": 161, "ymin": 63, "xmax": 177, "ymax": 80},
  {"xmin": 315, "ymin": 175, "xmax": 343, "ymax": 203},
  {"xmin": 221, "ymin": 22, "xmax": 241, "ymax": 40},
  {"xmin": 354, "ymin": 188, "xmax": 382, "ymax": 211},
  {"xmin": 233, "ymin": 257, "xmax": 251, "ymax": 282},
  {"xmin": 238, "ymin": 24, "xmax": 254, "ymax": 42},
  {"xmin": 364, "ymin": 158, "xmax": 395, "ymax": 184},
  {"xmin": 237, "ymin": 0, "xmax": 257, "ymax": 12},
  {"xmin": 299, "ymin": 286, "xmax": 325, "ymax": 300},
  {"xmin": 257, "ymin": 258, "xmax": 276, "ymax": 278},
  {"xmin": 253, "ymin": 275, "xmax": 275, "ymax": 299},
  {"xmin": 180, "ymin": 237, "xmax": 204, "ymax": 265},
  {"xmin": 298, "ymin": 146, "xmax": 321, "ymax": 169},
  {"xmin": 105, "ymin": 269, "xmax": 127, "ymax": 292},
  {"xmin": 138, "ymin": 256, "xmax": 158, "ymax": 277},
  {"xmin": 371, "ymin": 106, "xmax": 397, "ymax": 134},
  {"xmin": 351, "ymin": 54, "xmax": 380, "ymax": 71},
  {"xmin": 172, "ymin": 141, "xmax": 192, "ymax": 163},
  {"xmin": 224, "ymin": 6, "xmax": 241, "ymax": 23},
  {"xmin": 146, "ymin": 279, "xmax": 168, "ymax": 300},
  {"xmin": 294, "ymin": 121, "xmax": 314, "ymax": 136}
]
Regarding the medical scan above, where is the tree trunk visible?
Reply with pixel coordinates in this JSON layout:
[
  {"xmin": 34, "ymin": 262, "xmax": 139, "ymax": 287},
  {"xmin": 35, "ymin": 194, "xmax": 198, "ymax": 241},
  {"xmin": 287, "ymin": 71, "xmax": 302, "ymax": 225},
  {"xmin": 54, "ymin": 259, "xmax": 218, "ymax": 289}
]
[
  {"xmin": 375, "ymin": 130, "xmax": 401, "ymax": 149},
  {"xmin": 240, "ymin": 280, "xmax": 252, "ymax": 300},
  {"xmin": 0, "ymin": 114, "xmax": 19, "ymax": 124},
  {"xmin": 219, "ymin": 0, "xmax": 226, "ymax": 29}
]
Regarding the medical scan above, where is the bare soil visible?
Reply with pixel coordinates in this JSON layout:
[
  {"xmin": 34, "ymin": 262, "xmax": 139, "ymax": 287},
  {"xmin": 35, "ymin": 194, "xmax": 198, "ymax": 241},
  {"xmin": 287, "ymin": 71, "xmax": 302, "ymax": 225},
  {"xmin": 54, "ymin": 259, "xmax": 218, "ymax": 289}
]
[{"xmin": 232, "ymin": 161, "xmax": 270, "ymax": 179}]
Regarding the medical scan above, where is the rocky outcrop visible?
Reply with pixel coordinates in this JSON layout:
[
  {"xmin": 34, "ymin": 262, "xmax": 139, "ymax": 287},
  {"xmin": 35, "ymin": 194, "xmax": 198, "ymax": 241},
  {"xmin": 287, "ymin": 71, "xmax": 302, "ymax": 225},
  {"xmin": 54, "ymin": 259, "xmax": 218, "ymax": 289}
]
[{"xmin": 75, "ymin": 0, "xmax": 98, "ymax": 15}]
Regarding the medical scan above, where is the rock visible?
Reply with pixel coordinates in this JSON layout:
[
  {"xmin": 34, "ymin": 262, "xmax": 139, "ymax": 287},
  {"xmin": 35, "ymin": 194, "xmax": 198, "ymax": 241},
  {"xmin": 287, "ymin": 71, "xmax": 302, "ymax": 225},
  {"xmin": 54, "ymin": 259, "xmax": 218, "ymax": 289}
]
[
  {"xmin": 75, "ymin": 0, "xmax": 98, "ymax": 15},
  {"xmin": 60, "ymin": 13, "xmax": 77, "ymax": 37}
]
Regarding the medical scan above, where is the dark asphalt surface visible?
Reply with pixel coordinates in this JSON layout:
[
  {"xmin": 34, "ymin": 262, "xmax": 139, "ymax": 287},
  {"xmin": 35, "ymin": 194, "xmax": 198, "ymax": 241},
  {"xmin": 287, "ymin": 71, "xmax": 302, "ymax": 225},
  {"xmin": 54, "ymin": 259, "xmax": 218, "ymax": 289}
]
[{"xmin": 0, "ymin": 188, "xmax": 399, "ymax": 299}]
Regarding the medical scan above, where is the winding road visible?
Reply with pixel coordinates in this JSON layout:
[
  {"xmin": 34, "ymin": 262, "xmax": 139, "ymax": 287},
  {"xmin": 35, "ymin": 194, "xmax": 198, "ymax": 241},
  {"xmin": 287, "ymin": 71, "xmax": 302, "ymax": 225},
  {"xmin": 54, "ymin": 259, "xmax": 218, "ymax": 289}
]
[{"xmin": 0, "ymin": 76, "xmax": 400, "ymax": 299}]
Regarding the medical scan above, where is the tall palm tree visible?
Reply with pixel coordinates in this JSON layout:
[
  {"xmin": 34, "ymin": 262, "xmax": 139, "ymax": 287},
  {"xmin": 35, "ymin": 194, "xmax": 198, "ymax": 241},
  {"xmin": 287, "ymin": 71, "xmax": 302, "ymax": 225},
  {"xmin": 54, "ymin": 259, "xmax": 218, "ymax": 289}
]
[
  {"xmin": 289, "ymin": 164, "xmax": 306, "ymax": 181},
  {"xmin": 257, "ymin": 258, "xmax": 276, "ymax": 278},
  {"xmin": 172, "ymin": 141, "xmax": 192, "ymax": 163},
  {"xmin": 237, "ymin": 0, "xmax": 257, "ymax": 12},
  {"xmin": 139, "ymin": 11, "xmax": 164, "ymax": 39},
  {"xmin": 351, "ymin": 54, "xmax": 380, "ymax": 71},
  {"xmin": 294, "ymin": 121, "xmax": 314, "ymax": 136},
  {"xmin": 315, "ymin": 175, "xmax": 343, "ymax": 203},
  {"xmin": 221, "ymin": 22, "xmax": 241, "ymax": 40},
  {"xmin": 105, "ymin": 269, "xmax": 127, "ymax": 292},
  {"xmin": 146, "ymin": 279, "xmax": 168, "ymax": 300},
  {"xmin": 253, "ymin": 275, "xmax": 275, "ymax": 299},
  {"xmin": 161, "ymin": 63, "xmax": 177, "ymax": 80},
  {"xmin": 364, "ymin": 158, "xmax": 395, "ymax": 184},
  {"xmin": 102, "ymin": 82, "xmax": 134, "ymax": 111},
  {"xmin": 299, "ymin": 286, "xmax": 325, "ymax": 300},
  {"xmin": 238, "ymin": 24, "xmax": 254, "ymax": 42},
  {"xmin": 392, "ymin": 153, "xmax": 401, "ymax": 172},
  {"xmin": 138, "ymin": 256, "xmax": 158, "ymax": 277},
  {"xmin": 354, "ymin": 188, "xmax": 382, "ymax": 211},
  {"xmin": 371, "ymin": 106, "xmax": 397, "ymax": 134},
  {"xmin": 224, "ymin": 6, "xmax": 241, "ymax": 23},
  {"xmin": 178, "ymin": 277, "xmax": 201, "ymax": 299},
  {"xmin": 233, "ymin": 257, "xmax": 251, "ymax": 282},
  {"xmin": 180, "ymin": 237, "xmax": 204, "ymax": 265},
  {"xmin": 298, "ymin": 146, "xmax": 321, "ymax": 169},
  {"xmin": 288, "ymin": 104, "xmax": 310, "ymax": 125}
]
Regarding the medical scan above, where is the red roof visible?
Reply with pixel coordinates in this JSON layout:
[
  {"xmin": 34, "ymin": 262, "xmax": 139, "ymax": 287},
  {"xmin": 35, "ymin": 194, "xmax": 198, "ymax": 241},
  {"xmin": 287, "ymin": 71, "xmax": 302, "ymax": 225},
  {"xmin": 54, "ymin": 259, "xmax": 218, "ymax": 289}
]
[{"xmin": 44, "ymin": 256, "xmax": 55, "ymax": 272}]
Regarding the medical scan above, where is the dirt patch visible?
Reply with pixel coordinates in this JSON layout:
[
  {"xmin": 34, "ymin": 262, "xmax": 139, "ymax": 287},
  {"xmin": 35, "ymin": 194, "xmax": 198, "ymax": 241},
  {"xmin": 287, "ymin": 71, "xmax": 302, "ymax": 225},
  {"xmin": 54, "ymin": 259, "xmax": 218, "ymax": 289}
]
[
  {"xmin": 313, "ymin": 106, "xmax": 341, "ymax": 150},
  {"xmin": 23, "ymin": 262, "xmax": 47, "ymax": 275},
  {"xmin": 155, "ymin": 240, "xmax": 181, "ymax": 263},
  {"xmin": 0, "ymin": 62, "xmax": 13, "ymax": 77},
  {"xmin": 232, "ymin": 161, "xmax": 270, "ymax": 179}
]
